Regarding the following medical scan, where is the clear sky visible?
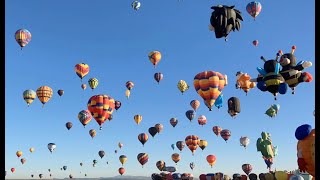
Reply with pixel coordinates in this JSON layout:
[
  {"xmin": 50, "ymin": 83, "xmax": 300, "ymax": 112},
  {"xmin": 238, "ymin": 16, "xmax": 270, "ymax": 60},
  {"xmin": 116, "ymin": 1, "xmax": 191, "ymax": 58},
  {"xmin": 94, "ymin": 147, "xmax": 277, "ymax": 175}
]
[{"xmin": 5, "ymin": 0, "xmax": 315, "ymax": 179}]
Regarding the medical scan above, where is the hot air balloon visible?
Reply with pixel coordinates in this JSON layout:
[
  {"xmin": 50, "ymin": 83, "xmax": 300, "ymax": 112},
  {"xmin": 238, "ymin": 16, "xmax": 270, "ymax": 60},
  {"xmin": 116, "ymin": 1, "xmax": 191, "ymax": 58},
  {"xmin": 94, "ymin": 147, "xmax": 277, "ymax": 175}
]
[
  {"xmin": 177, "ymin": 80, "xmax": 189, "ymax": 94},
  {"xmin": 170, "ymin": 118, "xmax": 178, "ymax": 127},
  {"xmin": 209, "ymin": 5, "xmax": 243, "ymax": 41},
  {"xmin": 88, "ymin": 78, "xmax": 98, "ymax": 90},
  {"xmin": 29, "ymin": 147, "xmax": 34, "ymax": 153},
  {"xmin": 74, "ymin": 63, "xmax": 90, "ymax": 81},
  {"xmin": 194, "ymin": 71, "xmax": 227, "ymax": 111},
  {"xmin": 69, "ymin": 174, "xmax": 73, "ymax": 179},
  {"xmin": 138, "ymin": 133, "xmax": 149, "ymax": 146},
  {"xmin": 190, "ymin": 100, "xmax": 200, "ymax": 111},
  {"xmin": 148, "ymin": 51, "xmax": 161, "ymax": 67},
  {"xmin": 155, "ymin": 124, "xmax": 163, "ymax": 134},
  {"xmin": 199, "ymin": 140, "xmax": 208, "ymax": 151},
  {"xmin": 81, "ymin": 84, "xmax": 87, "ymax": 90},
  {"xmin": 256, "ymin": 132, "xmax": 276, "ymax": 170},
  {"xmin": 39, "ymin": 174, "xmax": 43, "ymax": 179},
  {"xmin": 31, "ymin": 174, "xmax": 34, "ymax": 178},
  {"xmin": 20, "ymin": 158, "xmax": 26, "ymax": 165},
  {"xmin": 253, "ymin": 40, "xmax": 259, "ymax": 47},
  {"xmin": 89, "ymin": 129, "xmax": 96, "ymax": 138},
  {"xmin": 115, "ymin": 150, "xmax": 118, "ymax": 154},
  {"xmin": 36, "ymin": 86, "xmax": 53, "ymax": 107},
  {"xmin": 154, "ymin": 72, "xmax": 163, "ymax": 84},
  {"xmin": 156, "ymin": 160, "xmax": 166, "ymax": 171},
  {"xmin": 16, "ymin": 151, "xmax": 22, "ymax": 158},
  {"xmin": 176, "ymin": 141, "xmax": 185, "ymax": 152},
  {"xmin": 47, "ymin": 143, "xmax": 56, "ymax": 153},
  {"xmin": 15, "ymin": 29, "xmax": 32, "ymax": 49},
  {"xmin": 265, "ymin": 104, "xmax": 280, "ymax": 118},
  {"xmin": 125, "ymin": 89, "xmax": 131, "ymax": 99},
  {"xmin": 48, "ymin": 169, "xmax": 50, "ymax": 172},
  {"xmin": 185, "ymin": 135, "xmax": 200, "ymax": 155},
  {"xmin": 66, "ymin": 122, "xmax": 73, "ymax": 130},
  {"xmin": 80, "ymin": 162, "xmax": 83, "ymax": 166},
  {"xmin": 118, "ymin": 142, "xmax": 123, "ymax": 149},
  {"xmin": 242, "ymin": 164, "xmax": 253, "ymax": 175},
  {"xmin": 248, "ymin": 173, "xmax": 258, "ymax": 180},
  {"xmin": 171, "ymin": 153, "xmax": 180, "ymax": 164},
  {"xmin": 206, "ymin": 155, "xmax": 216, "ymax": 168},
  {"xmin": 126, "ymin": 81, "xmax": 134, "ymax": 90},
  {"xmin": 171, "ymin": 144, "xmax": 175, "ymax": 150},
  {"xmin": 185, "ymin": 110, "xmax": 195, "ymax": 122},
  {"xmin": 221, "ymin": 129, "xmax": 231, "ymax": 142},
  {"xmin": 236, "ymin": 72, "xmax": 256, "ymax": 95},
  {"xmin": 137, "ymin": 153, "xmax": 149, "ymax": 167},
  {"xmin": 57, "ymin": 90, "xmax": 64, "ymax": 96},
  {"xmin": 134, "ymin": 115, "xmax": 142, "ymax": 125},
  {"xmin": 78, "ymin": 110, "xmax": 92, "ymax": 127},
  {"xmin": 115, "ymin": 100, "xmax": 121, "ymax": 111},
  {"xmin": 149, "ymin": 127, "xmax": 158, "ymax": 138},
  {"xmin": 240, "ymin": 137, "xmax": 250, "ymax": 149},
  {"xmin": 213, "ymin": 126, "xmax": 222, "ymax": 136},
  {"xmin": 246, "ymin": 1, "xmax": 262, "ymax": 20},
  {"xmin": 190, "ymin": 162, "xmax": 195, "ymax": 170},
  {"xmin": 11, "ymin": 168, "xmax": 15, "ymax": 173},
  {"xmin": 131, "ymin": 1, "xmax": 141, "ymax": 10},
  {"xmin": 93, "ymin": 160, "xmax": 98, "ymax": 164},
  {"xmin": 119, "ymin": 167, "xmax": 125, "ymax": 175},
  {"xmin": 98, "ymin": 150, "xmax": 105, "ymax": 159},
  {"xmin": 295, "ymin": 124, "xmax": 315, "ymax": 177},
  {"xmin": 198, "ymin": 115, "xmax": 207, "ymax": 126},
  {"xmin": 87, "ymin": 94, "xmax": 115, "ymax": 130},
  {"xmin": 119, "ymin": 155, "xmax": 127, "ymax": 166},
  {"xmin": 23, "ymin": 90, "xmax": 36, "ymax": 106},
  {"xmin": 227, "ymin": 97, "xmax": 241, "ymax": 118},
  {"xmin": 274, "ymin": 171, "xmax": 287, "ymax": 180}
]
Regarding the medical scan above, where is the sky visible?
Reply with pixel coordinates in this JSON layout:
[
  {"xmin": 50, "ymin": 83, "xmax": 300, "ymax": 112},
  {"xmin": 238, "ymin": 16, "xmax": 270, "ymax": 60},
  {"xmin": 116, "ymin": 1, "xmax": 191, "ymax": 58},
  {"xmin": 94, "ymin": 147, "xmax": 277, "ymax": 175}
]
[{"xmin": 5, "ymin": 0, "xmax": 315, "ymax": 179}]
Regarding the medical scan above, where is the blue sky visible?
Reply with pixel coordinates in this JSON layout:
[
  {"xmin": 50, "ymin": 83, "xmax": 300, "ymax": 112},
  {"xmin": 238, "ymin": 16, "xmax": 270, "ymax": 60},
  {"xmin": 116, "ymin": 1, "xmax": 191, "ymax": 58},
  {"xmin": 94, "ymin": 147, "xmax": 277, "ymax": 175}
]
[{"xmin": 5, "ymin": 0, "xmax": 315, "ymax": 179}]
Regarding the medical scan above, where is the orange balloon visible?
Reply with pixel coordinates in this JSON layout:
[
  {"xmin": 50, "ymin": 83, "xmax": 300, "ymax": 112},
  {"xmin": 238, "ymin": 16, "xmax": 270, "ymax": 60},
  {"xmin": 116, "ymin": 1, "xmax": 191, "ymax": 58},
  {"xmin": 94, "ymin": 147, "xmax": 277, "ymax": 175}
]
[
  {"xmin": 297, "ymin": 129, "xmax": 315, "ymax": 176},
  {"xmin": 206, "ymin": 155, "xmax": 216, "ymax": 167}
]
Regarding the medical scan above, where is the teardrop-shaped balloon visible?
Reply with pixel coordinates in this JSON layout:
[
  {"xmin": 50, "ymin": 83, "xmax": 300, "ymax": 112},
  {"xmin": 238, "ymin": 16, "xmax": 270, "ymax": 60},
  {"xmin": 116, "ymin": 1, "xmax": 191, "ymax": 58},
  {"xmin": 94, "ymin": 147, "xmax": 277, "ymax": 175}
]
[
  {"xmin": 88, "ymin": 78, "xmax": 99, "ymax": 90},
  {"xmin": 115, "ymin": 100, "xmax": 122, "ymax": 111},
  {"xmin": 15, "ymin": 29, "xmax": 32, "ymax": 49},
  {"xmin": 242, "ymin": 164, "xmax": 253, "ymax": 175},
  {"xmin": 16, "ymin": 151, "xmax": 22, "ymax": 158},
  {"xmin": 36, "ymin": 86, "xmax": 53, "ymax": 107},
  {"xmin": 119, "ymin": 167, "xmax": 125, "ymax": 175},
  {"xmin": 148, "ymin": 51, "xmax": 161, "ymax": 67},
  {"xmin": 20, "ymin": 158, "xmax": 26, "ymax": 165},
  {"xmin": 23, "ymin": 90, "xmax": 36, "ymax": 107},
  {"xmin": 252, "ymin": 40, "xmax": 259, "ymax": 46},
  {"xmin": 154, "ymin": 72, "xmax": 163, "ymax": 84},
  {"xmin": 221, "ymin": 129, "xmax": 231, "ymax": 142},
  {"xmin": 170, "ymin": 118, "xmax": 178, "ymax": 127},
  {"xmin": 190, "ymin": 100, "xmax": 200, "ymax": 111},
  {"xmin": 206, "ymin": 155, "xmax": 216, "ymax": 168},
  {"xmin": 246, "ymin": 1, "xmax": 262, "ymax": 20},
  {"xmin": 57, "ymin": 90, "xmax": 64, "ymax": 96},
  {"xmin": 134, "ymin": 115, "xmax": 143, "ymax": 125},
  {"xmin": 156, "ymin": 160, "xmax": 166, "ymax": 171},
  {"xmin": 185, "ymin": 135, "xmax": 200, "ymax": 155},
  {"xmin": 137, "ymin": 153, "xmax": 149, "ymax": 167},
  {"xmin": 212, "ymin": 126, "xmax": 222, "ymax": 136},
  {"xmin": 176, "ymin": 141, "xmax": 185, "ymax": 152},
  {"xmin": 119, "ymin": 155, "xmax": 127, "ymax": 165},
  {"xmin": 148, "ymin": 127, "xmax": 157, "ymax": 138},
  {"xmin": 138, "ymin": 133, "xmax": 149, "ymax": 146},
  {"xmin": 78, "ymin": 110, "xmax": 92, "ymax": 127},
  {"xmin": 155, "ymin": 123, "xmax": 163, "ymax": 134},
  {"xmin": 81, "ymin": 84, "xmax": 87, "ymax": 90},
  {"xmin": 171, "ymin": 153, "xmax": 180, "ymax": 164},
  {"xmin": 89, "ymin": 129, "xmax": 96, "ymax": 138},
  {"xmin": 185, "ymin": 110, "xmax": 195, "ymax": 122},
  {"xmin": 126, "ymin": 81, "xmax": 134, "ymax": 90},
  {"xmin": 98, "ymin": 150, "xmax": 105, "ymax": 159},
  {"xmin": 66, "ymin": 122, "xmax": 73, "ymax": 130}
]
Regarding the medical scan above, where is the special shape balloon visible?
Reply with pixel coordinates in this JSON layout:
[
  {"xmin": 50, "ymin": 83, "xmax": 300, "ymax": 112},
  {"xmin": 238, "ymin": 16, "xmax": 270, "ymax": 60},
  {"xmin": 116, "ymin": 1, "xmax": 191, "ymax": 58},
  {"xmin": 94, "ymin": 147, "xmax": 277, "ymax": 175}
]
[
  {"xmin": 23, "ymin": 90, "xmax": 36, "ymax": 106},
  {"xmin": 15, "ymin": 29, "xmax": 32, "ymax": 49},
  {"xmin": 177, "ymin": 80, "xmax": 189, "ymax": 94},
  {"xmin": 132, "ymin": 1, "xmax": 141, "ymax": 10}
]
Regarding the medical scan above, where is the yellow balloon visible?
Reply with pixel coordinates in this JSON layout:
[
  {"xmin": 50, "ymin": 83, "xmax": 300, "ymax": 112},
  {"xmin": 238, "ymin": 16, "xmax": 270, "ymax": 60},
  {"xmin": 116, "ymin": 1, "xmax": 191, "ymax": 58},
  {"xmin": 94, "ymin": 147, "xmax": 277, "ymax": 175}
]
[
  {"xmin": 134, "ymin": 115, "xmax": 142, "ymax": 125},
  {"xmin": 29, "ymin": 148, "xmax": 35, "ymax": 153},
  {"xmin": 275, "ymin": 171, "xmax": 288, "ymax": 180},
  {"xmin": 125, "ymin": 90, "xmax": 131, "ymax": 99},
  {"xmin": 177, "ymin": 80, "xmax": 189, "ymax": 94},
  {"xmin": 265, "ymin": 173, "xmax": 274, "ymax": 180}
]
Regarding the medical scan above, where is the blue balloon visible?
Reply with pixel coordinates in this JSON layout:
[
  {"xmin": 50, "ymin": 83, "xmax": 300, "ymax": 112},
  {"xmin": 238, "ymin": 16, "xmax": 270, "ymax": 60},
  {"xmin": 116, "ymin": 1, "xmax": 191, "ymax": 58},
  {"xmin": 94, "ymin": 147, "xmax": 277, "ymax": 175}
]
[
  {"xmin": 185, "ymin": 110, "xmax": 195, "ymax": 121},
  {"xmin": 295, "ymin": 124, "xmax": 312, "ymax": 140},
  {"xmin": 257, "ymin": 81, "xmax": 267, "ymax": 92},
  {"xmin": 171, "ymin": 144, "xmax": 175, "ymax": 150},
  {"xmin": 214, "ymin": 94, "xmax": 223, "ymax": 109},
  {"xmin": 172, "ymin": 173, "xmax": 181, "ymax": 179}
]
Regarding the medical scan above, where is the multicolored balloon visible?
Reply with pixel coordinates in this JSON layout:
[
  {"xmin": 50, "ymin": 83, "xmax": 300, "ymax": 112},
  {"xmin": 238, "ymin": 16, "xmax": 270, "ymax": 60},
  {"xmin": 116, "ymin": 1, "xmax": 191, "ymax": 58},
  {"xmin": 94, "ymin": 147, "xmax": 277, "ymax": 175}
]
[
  {"xmin": 198, "ymin": 115, "xmax": 207, "ymax": 126},
  {"xmin": 119, "ymin": 155, "xmax": 127, "ymax": 166},
  {"xmin": 138, "ymin": 133, "xmax": 149, "ymax": 146},
  {"xmin": 89, "ymin": 129, "xmax": 96, "ymax": 138},
  {"xmin": 87, "ymin": 95, "xmax": 115, "ymax": 130},
  {"xmin": 66, "ymin": 122, "xmax": 73, "ymax": 130},
  {"xmin": 125, "ymin": 89, "xmax": 131, "ymax": 99},
  {"xmin": 170, "ymin": 118, "xmax": 178, "ymax": 127},
  {"xmin": 126, "ymin": 81, "xmax": 134, "ymax": 90},
  {"xmin": 75, "ymin": 63, "xmax": 90, "ymax": 81},
  {"xmin": 212, "ymin": 126, "xmax": 222, "ymax": 136},
  {"xmin": 194, "ymin": 71, "xmax": 227, "ymax": 111},
  {"xmin": 88, "ymin": 78, "xmax": 99, "ymax": 90},
  {"xmin": 190, "ymin": 100, "xmax": 200, "ymax": 111},
  {"xmin": 23, "ymin": 90, "xmax": 36, "ymax": 107},
  {"xmin": 15, "ymin": 29, "xmax": 32, "ymax": 49},
  {"xmin": 155, "ymin": 123, "xmax": 163, "ymax": 134},
  {"xmin": 185, "ymin": 135, "xmax": 200, "ymax": 155},
  {"xmin": 134, "ymin": 115, "xmax": 143, "ymax": 125},
  {"xmin": 242, "ymin": 164, "xmax": 253, "ymax": 175},
  {"xmin": 246, "ymin": 1, "xmax": 262, "ymax": 20},
  {"xmin": 78, "ymin": 110, "xmax": 92, "ymax": 127},
  {"xmin": 253, "ymin": 40, "xmax": 259, "ymax": 47},
  {"xmin": 171, "ymin": 153, "xmax": 180, "ymax": 164},
  {"xmin": 156, "ymin": 160, "xmax": 166, "ymax": 171},
  {"xmin": 115, "ymin": 100, "xmax": 122, "ymax": 111},
  {"xmin": 137, "ymin": 153, "xmax": 149, "ymax": 167},
  {"xmin": 148, "ymin": 51, "xmax": 162, "ymax": 67},
  {"xmin": 221, "ymin": 129, "xmax": 231, "ymax": 142},
  {"xmin": 36, "ymin": 86, "xmax": 53, "ymax": 107},
  {"xmin": 154, "ymin": 72, "xmax": 163, "ymax": 84}
]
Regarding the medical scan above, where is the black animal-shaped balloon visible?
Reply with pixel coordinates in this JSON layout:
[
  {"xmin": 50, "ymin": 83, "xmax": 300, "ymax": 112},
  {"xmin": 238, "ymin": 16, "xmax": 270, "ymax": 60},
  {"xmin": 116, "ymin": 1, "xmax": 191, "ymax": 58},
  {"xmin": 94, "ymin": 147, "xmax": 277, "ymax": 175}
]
[
  {"xmin": 209, "ymin": 5, "xmax": 243, "ymax": 41},
  {"xmin": 278, "ymin": 46, "xmax": 313, "ymax": 94},
  {"xmin": 251, "ymin": 53, "xmax": 288, "ymax": 100}
]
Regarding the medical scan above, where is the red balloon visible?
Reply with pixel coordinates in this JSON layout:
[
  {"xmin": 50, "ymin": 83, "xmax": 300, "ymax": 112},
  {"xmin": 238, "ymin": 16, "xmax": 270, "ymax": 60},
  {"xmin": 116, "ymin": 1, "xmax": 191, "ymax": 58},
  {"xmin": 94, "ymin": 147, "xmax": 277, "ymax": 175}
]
[
  {"xmin": 118, "ymin": 167, "xmax": 125, "ymax": 175},
  {"xmin": 11, "ymin": 168, "xmax": 15, "ymax": 173},
  {"xmin": 252, "ymin": 40, "xmax": 258, "ymax": 46}
]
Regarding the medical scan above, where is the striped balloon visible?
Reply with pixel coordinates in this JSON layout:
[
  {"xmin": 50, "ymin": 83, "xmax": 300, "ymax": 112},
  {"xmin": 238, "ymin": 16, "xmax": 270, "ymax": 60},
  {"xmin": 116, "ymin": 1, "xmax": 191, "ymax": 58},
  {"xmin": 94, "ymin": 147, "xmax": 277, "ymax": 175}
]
[
  {"xmin": 176, "ymin": 141, "xmax": 185, "ymax": 152},
  {"xmin": 137, "ymin": 153, "xmax": 149, "ymax": 167},
  {"xmin": 170, "ymin": 118, "xmax": 178, "ymax": 127},
  {"xmin": 185, "ymin": 135, "xmax": 200, "ymax": 155},
  {"xmin": 89, "ymin": 129, "xmax": 96, "ymax": 138},
  {"xmin": 134, "ymin": 115, "xmax": 143, "ymax": 125},
  {"xmin": 190, "ymin": 100, "xmax": 200, "ymax": 111},
  {"xmin": 212, "ymin": 126, "xmax": 222, "ymax": 136},
  {"xmin": 126, "ymin": 81, "xmax": 134, "ymax": 90},
  {"xmin": 36, "ymin": 86, "xmax": 53, "ymax": 107},
  {"xmin": 242, "ymin": 164, "xmax": 253, "ymax": 175},
  {"xmin": 23, "ymin": 89, "xmax": 36, "ymax": 106},
  {"xmin": 119, "ymin": 155, "xmax": 127, "ymax": 165},
  {"xmin": 194, "ymin": 71, "xmax": 227, "ymax": 111},
  {"xmin": 78, "ymin": 110, "xmax": 92, "ymax": 127},
  {"xmin": 246, "ymin": 1, "xmax": 262, "ymax": 20},
  {"xmin": 138, "ymin": 133, "xmax": 149, "ymax": 146},
  {"xmin": 171, "ymin": 153, "xmax": 180, "ymax": 164},
  {"xmin": 88, "ymin": 78, "xmax": 99, "ymax": 90},
  {"xmin": 87, "ymin": 95, "xmax": 115, "ymax": 130},
  {"xmin": 199, "ymin": 140, "xmax": 208, "ymax": 151},
  {"xmin": 221, "ymin": 129, "xmax": 231, "ymax": 142},
  {"xmin": 115, "ymin": 100, "xmax": 122, "ymax": 111},
  {"xmin": 155, "ymin": 123, "xmax": 163, "ymax": 133},
  {"xmin": 15, "ymin": 29, "xmax": 31, "ymax": 49},
  {"xmin": 156, "ymin": 160, "xmax": 166, "ymax": 171},
  {"xmin": 154, "ymin": 72, "xmax": 163, "ymax": 84},
  {"xmin": 74, "ymin": 63, "xmax": 90, "ymax": 80},
  {"xmin": 148, "ymin": 51, "xmax": 162, "ymax": 67}
]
